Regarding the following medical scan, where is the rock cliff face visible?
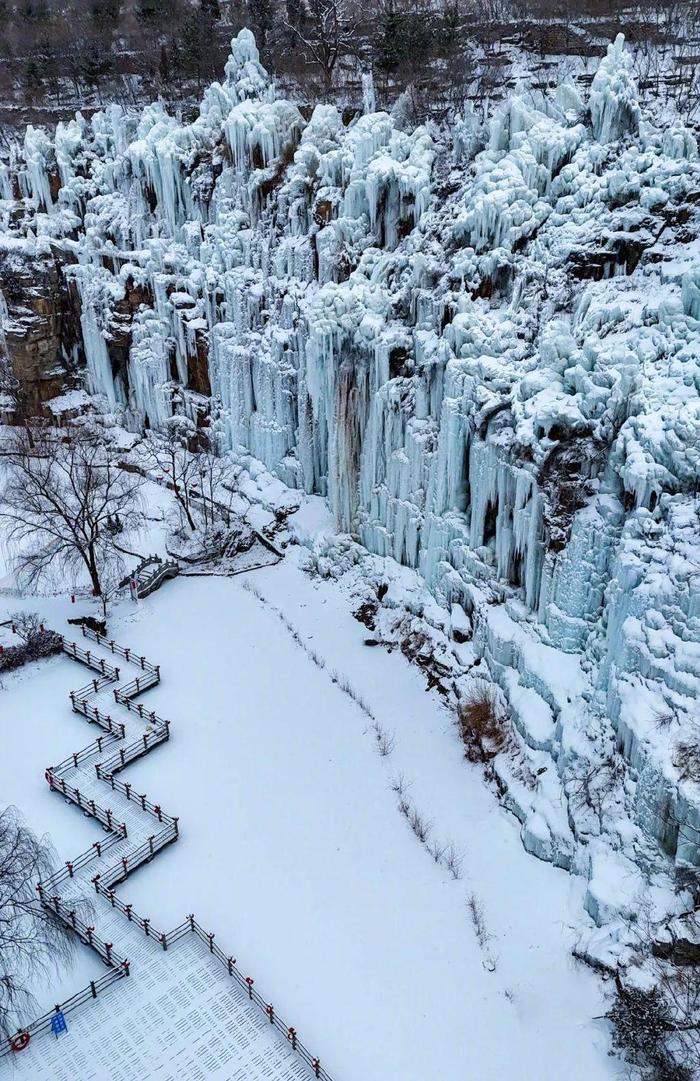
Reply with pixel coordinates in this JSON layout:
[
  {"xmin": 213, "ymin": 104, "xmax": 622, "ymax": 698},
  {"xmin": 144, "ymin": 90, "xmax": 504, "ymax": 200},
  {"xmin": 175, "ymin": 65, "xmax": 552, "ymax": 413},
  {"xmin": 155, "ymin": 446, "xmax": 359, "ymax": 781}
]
[
  {"xmin": 0, "ymin": 31, "xmax": 699, "ymax": 898},
  {"xmin": 0, "ymin": 244, "xmax": 81, "ymax": 413}
]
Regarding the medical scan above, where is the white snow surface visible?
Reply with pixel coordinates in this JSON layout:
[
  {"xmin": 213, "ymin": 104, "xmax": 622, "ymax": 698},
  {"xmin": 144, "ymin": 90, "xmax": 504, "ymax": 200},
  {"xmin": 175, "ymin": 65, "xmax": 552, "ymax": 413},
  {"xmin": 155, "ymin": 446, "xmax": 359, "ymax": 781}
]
[{"xmin": 1, "ymin": 554, "xmax": 618, "ymax": 1080}]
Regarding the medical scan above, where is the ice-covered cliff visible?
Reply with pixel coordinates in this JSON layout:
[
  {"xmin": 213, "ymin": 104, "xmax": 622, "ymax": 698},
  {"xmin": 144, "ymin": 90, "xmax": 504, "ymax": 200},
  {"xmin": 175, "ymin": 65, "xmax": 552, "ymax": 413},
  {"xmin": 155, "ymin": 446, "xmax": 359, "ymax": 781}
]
[{"xmin": 1, "ymin": 31, "xmax": 699, "ymax": 901}]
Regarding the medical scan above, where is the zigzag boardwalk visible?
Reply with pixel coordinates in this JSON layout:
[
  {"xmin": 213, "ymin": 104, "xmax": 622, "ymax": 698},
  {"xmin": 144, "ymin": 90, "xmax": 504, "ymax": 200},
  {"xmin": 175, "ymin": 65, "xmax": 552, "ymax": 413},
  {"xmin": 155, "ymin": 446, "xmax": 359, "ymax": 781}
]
[{"xmin": 4, "ymin": 623, "xmax": 332, "ymax": 1080}]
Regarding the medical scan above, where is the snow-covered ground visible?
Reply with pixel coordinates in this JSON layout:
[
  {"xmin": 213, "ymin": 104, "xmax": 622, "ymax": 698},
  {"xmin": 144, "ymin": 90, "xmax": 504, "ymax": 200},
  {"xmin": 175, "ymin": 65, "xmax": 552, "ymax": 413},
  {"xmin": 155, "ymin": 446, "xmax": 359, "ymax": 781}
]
[{"xmin": 2, "ymin": 549, "xmax": 620, "ymax": 1079}]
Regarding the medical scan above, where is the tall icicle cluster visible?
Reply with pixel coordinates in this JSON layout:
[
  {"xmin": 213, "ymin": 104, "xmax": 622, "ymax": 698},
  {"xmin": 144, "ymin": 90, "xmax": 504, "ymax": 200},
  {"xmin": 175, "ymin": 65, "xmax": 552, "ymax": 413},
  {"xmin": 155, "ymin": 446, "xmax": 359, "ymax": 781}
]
[{"xmin": 1, "ymin": 30, "xmax": 700, "ymax": 870}]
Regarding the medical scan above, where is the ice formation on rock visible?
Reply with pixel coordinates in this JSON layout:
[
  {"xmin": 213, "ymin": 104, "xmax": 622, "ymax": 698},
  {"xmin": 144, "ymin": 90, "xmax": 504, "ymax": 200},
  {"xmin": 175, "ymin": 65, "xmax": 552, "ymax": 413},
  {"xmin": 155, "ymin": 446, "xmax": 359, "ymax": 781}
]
[{"xmin": 1, "ymin": 30, "xmax": 699, "ymax": 907}]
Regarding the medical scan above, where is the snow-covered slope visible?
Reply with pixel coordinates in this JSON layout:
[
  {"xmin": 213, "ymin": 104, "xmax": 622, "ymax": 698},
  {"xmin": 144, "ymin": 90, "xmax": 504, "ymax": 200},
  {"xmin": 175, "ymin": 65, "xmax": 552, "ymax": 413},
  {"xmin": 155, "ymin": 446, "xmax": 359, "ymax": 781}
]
[{"xmin": 1, "ymin": 30, "xmax": 699, "ymax": 942}]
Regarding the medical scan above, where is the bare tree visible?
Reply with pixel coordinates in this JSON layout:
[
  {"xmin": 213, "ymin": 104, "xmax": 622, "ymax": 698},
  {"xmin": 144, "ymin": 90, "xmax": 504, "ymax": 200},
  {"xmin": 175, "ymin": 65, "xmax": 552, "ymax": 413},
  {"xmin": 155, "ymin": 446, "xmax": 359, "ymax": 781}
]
[
  {"xmin": 283, "ymin": 0, "xmax": 360, "ymax": 90},
  {"xmin": 566, "ymin": 754, "xmax": 625, "ymax": 835},
  {"xmin": 0, "ymin": 807, "xmax": 86, "ymax": 1039},
  {"xmin": 0, "ymin": 427, "xmax": 144, "ymax": 609},
  {"xmin": 139, "ymin": 416, "xmax": 200, "ymax": 532}
]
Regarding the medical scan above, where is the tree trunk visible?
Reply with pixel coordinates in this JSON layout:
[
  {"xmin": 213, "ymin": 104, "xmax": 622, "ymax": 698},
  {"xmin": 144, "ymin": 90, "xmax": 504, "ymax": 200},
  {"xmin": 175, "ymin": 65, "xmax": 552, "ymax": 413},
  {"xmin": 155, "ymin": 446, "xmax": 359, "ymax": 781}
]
[{"xmin": 86, "ymin": 546, "xmax": 102, "ymax": 599}]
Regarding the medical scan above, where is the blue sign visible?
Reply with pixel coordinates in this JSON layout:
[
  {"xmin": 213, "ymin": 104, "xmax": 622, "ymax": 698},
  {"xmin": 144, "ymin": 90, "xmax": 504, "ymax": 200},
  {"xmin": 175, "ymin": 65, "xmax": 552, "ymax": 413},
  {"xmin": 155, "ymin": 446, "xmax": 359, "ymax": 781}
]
[{"xmin": 51, "ymin": 1011, "xmax": 68, "ymax": 1038}]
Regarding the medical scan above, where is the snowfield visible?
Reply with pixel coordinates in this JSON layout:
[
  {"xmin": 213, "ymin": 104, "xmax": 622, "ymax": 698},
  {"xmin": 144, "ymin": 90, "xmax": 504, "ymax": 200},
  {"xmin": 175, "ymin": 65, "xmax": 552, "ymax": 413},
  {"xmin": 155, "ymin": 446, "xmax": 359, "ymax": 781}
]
[{"xmin": 3, "ymin": 552, "xmax": 618, "ymax": 1080}]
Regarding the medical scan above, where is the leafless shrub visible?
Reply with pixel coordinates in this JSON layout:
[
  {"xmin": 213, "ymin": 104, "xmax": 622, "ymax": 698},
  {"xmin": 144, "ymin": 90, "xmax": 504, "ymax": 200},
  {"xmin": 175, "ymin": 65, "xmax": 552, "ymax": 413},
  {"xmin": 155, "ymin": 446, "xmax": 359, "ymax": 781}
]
[
  {"xmin": 398, "ymin": 796, "xmax": 411, "ymax": 818},
  {"xmin": 390, "ymin": 773, "xmax": 410, "ymax": 797},
  {"xmin": 1, "ymin": 612, "xmax": 63, "ymax": 674},
  {"xmin": 458, "ymin": 681, "xmax": 509, "ymax": 762},
  {"xmin": 408, "ymin": 807, "xmax": 432, "ymax": 843},
  {"xmin": 467, "ymin": 893, "xmax": 490, "ymax": 948},
  {"xmin": 467, "ymin": 892, "xmax": 496, "ymax": 969},
  {"xmin": 333, "ymin": 672, "xmax": 374, "ymax": 719},
  {"xmin": 444, "ymin": 843, "xmax": 463, "ymax": 881},
  {"xmin": 0, "ymin": 807, "xmax": 91, "ymax": 1038},
  {"xmin": 427, "ymin": 839, "xmax": 447, "ymax": 864},
  {"xmin": 8, "ymin": 611, "xmax": 43, "ymax": 640},
  {"xmin": 371, "ymin": 720, "xmax": 395, "ymax": 757},
  {"xmin": 566, "ymin": 754, "xmax": 625, "ymax": 834},
  {"xmin": 674, "ymin": 736, "xmax": 700, "ymax": 785}
]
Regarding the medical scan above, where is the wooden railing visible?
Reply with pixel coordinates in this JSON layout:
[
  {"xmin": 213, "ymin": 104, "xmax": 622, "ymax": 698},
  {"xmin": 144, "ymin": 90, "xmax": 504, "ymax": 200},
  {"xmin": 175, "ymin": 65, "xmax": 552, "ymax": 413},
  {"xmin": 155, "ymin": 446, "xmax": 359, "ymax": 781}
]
[{"xmin": 15, "ymin": 622, "xmax": 334, "ymax": 1081}]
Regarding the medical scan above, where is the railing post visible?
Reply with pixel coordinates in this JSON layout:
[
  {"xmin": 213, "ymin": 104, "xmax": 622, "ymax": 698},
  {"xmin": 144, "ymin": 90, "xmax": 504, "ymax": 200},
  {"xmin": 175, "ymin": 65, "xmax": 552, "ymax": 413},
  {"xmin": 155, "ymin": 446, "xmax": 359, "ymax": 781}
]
[
  {"xmin": 143, "ymin": 920, "xmax": 150, "ymax": 938},
  {"xmin": 312, "ymin": 1059, "xmax": 321, "ymax": 1077},
  {"xmin": 161, "ymin": 933, "xmax": 167, "ymax": 951},
  {"xmin": 207, "ymin": 932, "xmax": 214, "ymax": 953},
  {"xmin": 188, "ymin": 914, "xmax": 195, "ymax": 932},
  {"xmin": 125, "ymin": 904, "xmax": 132, "ymax": 922},
  {"xmin": 66, "ymin": 861, "xmax": 74, "ymax": 878},
  {"xmin": 173, "ymin": 817, "xmax": 179, "ymax": 837},
  {"xmin": 90, "ymin": 981, "xmax": 96, "ymax": 999},
  {"xmin": 105, "ymin": 942, "xmax": 112, "ymax": 963},
  {"xmin": 266, "ymin": 1004, "xmax": 274, "ymax": 1024},
  {"xmin": 288, "ymin": 1027, "xmax": 297, "ymax": 1051},
  {"xmin": 148, "ymin": 836, "xmax": 154, "ymax": 856},
  {"xmin": 246, "ymin": 977, "xmax": 254, "ymax": 1000},
  {"xmin": 227, "ymin": 957, "xmax": 235, "ymax": 975}
]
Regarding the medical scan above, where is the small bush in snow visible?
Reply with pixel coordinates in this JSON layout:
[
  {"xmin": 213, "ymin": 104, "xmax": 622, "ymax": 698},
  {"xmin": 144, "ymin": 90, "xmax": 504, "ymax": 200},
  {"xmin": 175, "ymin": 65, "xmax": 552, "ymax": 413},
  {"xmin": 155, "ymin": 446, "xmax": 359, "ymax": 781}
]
[
  {"xmin": 458, "ymin": 682, "xmax": 509, "ymax": 762},
  {"xmin": 1, "ymin": 613, "xmax": 63, "ymax": 674},
  {"xmin": 390, "ymin": 773, "xmax": 410, "ymax": 797},
  {"xmin": 408, "ymin": 807, "xmax": 432, "ymax": 843},
  {"xmin": 468, "ymin": 893, "xmax": 496, "ymax": 969},
  {"xmin": 444, "ymin": 843, "xmax": 463, "ymax": 880},
  {"xmin": 674, "ymin": 736, "xmax": 700, "ymax": 784},
  {"xmin": 427, "ymin": 839, "xmax": 447, "ymax": 864},
  {"xmin": 607, "ymin": 983, "xmax": 694, "ymax": 1081},
  {"xmin": 371, "ymin": 721, "xmax": 395, "ymax": 757}
]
